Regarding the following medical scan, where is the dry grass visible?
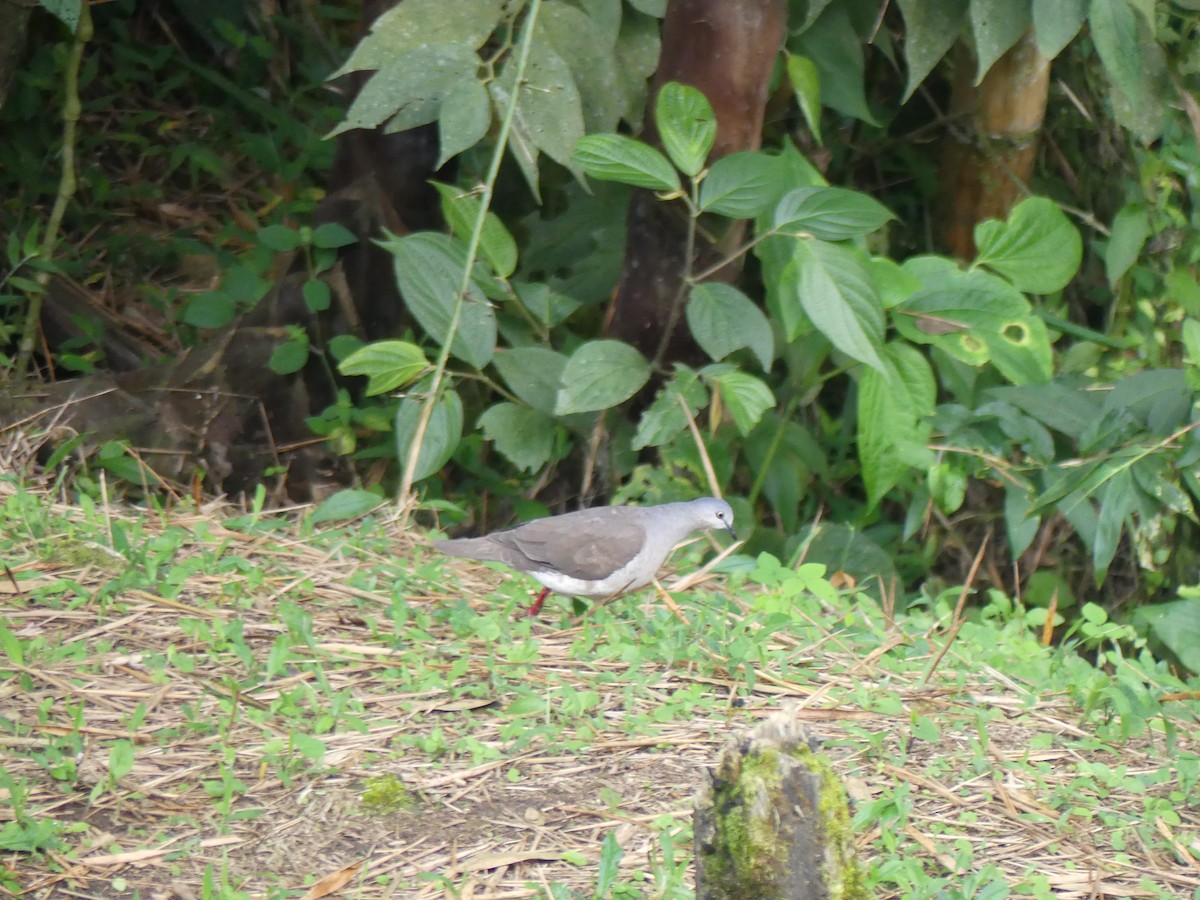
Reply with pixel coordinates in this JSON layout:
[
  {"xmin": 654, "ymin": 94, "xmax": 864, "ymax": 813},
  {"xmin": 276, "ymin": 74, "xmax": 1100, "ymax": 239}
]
[{"xmin": 1, "ymin": 480, "xmax": 1198, "ymax": 898}]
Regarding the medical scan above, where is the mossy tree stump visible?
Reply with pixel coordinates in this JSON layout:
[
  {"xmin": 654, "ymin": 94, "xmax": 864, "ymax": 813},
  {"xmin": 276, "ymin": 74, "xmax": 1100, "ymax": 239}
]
[{"xmin": 694, "ymin": 711, "xmax": 866, "ymax": 899}]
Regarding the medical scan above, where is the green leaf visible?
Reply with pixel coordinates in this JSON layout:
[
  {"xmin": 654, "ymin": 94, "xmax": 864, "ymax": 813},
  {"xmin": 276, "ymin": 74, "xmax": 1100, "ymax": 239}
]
[
  {"xmin": 336, "ymin": 0, "xmax": 503, "ymax": 74},
  {"xmin": 432, "ymin": 182, "xmax": 519, "ymax": 279},
  {"xmin": 338, "ymin": 340, "xmax": 429, "ymax": 395},
  {"xmin": 698, "ymin": 151, "xmax": 791, "ymax": 218},
  {"xmin": 478, "ymin": 403, "xmax": 557, "ymax": 472},
  {"xmin": 310, "ymin": 489, "xmax": 385, "ymax": 523},
  {"xmin": 1032, "ymin": 0, "xmax": 1086, "ymax": 58},
  {"xmin": 1093, "ymin": 466, "xmax": 1134, "ymax": 582},
  {"xmin": 39, "ymin": 0, "xmax": 81, "ymax": 32},
  {"xmin": 632, "ymin": 365, "xmax": 708, "ymax": 449},
  {"xmin": 686, "ymin": 282, "xmax": 774, "ymax": 370},
  {"xmin": 773, "ymin": 186, "xmax": 894, "ymax": 240},
  {"xmin": 514, "ymin": 282, "xmax": 581, "ymax": 327},
  {"xmin": 897, "ymin": 0, "xmax": 969, "ymax": 101},
  {"xmin": 572, "ymin": 134, "xmax": 680, "ymax": 191},
  {"xmin": 655, "ymin": 82, "xmax": 716, "ymax": 177},
  {"xmin": 786, "ymin": 54, "xmax": 822, "ymax": 144},
  {"xmin": 331, "ymin": 44, "xmax": 481, "ymax": 137},
  {"xmin": 895, "ymin": 261, "xmax": 1053, "ymax": 384},
  {"xmin": 555, "ymin": 340, "xmax": 650, "ymax": 414},
  {"xmin": 1004, "ymin": 486, "xmax": 1041, "ymax": 559},
  {"xmin": 1089, "ymin": 0, "xmax": 1141, "ymax": 107},
  {"xmin": 108, "ymin": 739, "xmax": 135, "ymax": 781},
  {"xmin": 711, "ymin": 370, "xmax": 775, "ymax": 436},
  {"xmin": 492, "ymin": 347, "xmax": 567, "ymax": 415},
  {"xmin": 537, "ymin": 2, "xmax": 627, "ymax": 133},
  {"xmin": 857, "ymin": 343, "xmax": 936, "ymax": 506},
  {"xmin": 269, "ymin": 338, "xmax": 309, "ymax": 376},
  {"xmin": 1105, "ymin": 202, "xmax": 1150, "ymax": 287},
  {"xmin": 395, "ymin": 388, "xmax": 464, "ymax": 482},
  {"xmin": 492, "ymin": 38, "xmax": 585, "ymax": 196},
  {"xmin": 437, "ymin": 76, "xmax": 492, "ymax": 167},
  {"xmin": 793, "ymin": 4, "xmax": 878, "ymax": 124},
  {"xmin": 388, "ymin": 232, "xmax": 496, "ymax": 369},
  {"xmin": 259, "ymin": 224, "xmax": 301, "ymax": 252},
  {"xmin": 183, "ymin": 292, "xmax": 237, "ymax": 329},
  {"xmin": 790, "ymin": 240, "xmax": 886, "ymax": 373},
  {"xmin": 969, "ymin": 0, "xmax": 1031, "ymax": 83},
  {"xmin": 974, "ymin": 197, "xmax": 1081, "ymax": 293},
  {"xmin": 311, "ymin": 223, "xmax": 357, "ymax": 249},
  {"xmin": 303, "ymin": 279, "xmax": 331, "ymax": 313},
  {"xmin": 1141, "ymin": 598, "xmax": 1200, "ymax": 674}
]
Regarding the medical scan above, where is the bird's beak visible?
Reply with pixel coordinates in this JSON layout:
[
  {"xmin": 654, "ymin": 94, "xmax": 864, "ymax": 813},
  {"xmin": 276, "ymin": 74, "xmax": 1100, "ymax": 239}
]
[{"xmin": 724, "ymin": 522, "xmax": 737, "ymax": 541}]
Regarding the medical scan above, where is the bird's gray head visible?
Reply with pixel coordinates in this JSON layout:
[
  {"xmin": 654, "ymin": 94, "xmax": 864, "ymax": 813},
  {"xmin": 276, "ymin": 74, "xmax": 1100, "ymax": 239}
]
[{"xmin": 691, "ymin": 497, "xmax": 736, "ymax": 540}]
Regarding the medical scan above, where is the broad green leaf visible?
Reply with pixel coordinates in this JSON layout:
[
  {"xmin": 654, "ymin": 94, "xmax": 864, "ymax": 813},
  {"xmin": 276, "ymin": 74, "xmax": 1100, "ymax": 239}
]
[
  {"xmin": 269, "ymin": 337, "xmax": 308, "ymax": 376},
  {"xmin": 1140, "ymin": 598, "xmax": 1200, "ymax": 674},
  {"xmin": 311, "ymin": 223, "xmax": 357, "ymax": 249},
  {"xmin": 438, "ymin": 76, "xmax": 492, "ymax": 167},
  {"xmin": 513, "ymin": 39, "xmax": 583, "ymax": 171},
  {"xmin": 338, "ymin": 340, "xmax": 429, "ymax": 395},
  {"xmin": 774, "ymin": 186, "xmax": 895, "ymax": 240},
  {"xmin": 1005, "ymin": 485, "xmax": 1041, "ymax": 559},
  {"xmin": 686, "ymin": 282, "xmax": 774, "ymax": 370},
  {"xmin": 632, "ymin": 365, "xmax": 708, "ymax": 449},
  {"xmin": 655, "ymin": 82, "xmax": 716, "ymax": 177},
  {"xmin": 988, "ymin": 381, "xmax": 1101, "ymax": 439},
  {"xmin": 259, "ymin": 224, "xmax": 300, "ymax": 252},
  {"xmin": 928, "ymin": 462, "xmax": 968, "ymax": 514},
  {"xmin": 786, "ymin": 54, "xmax": 822, "ymax": 144},
  {"xmin": 555, "ymin": 341, "xmax": 650, "ymax": 414},
  {"xmin": 479, "ymin": 403, "xmax": 557, "ymax": 472},
  {"xmin": 969, "ymin": 0, "xmax": 1031, "ymax": 84},
  {"xmin": 1103, "ymin": 369, "xmax": 1190, "ymax": 434},
  {"xmin": 897, "ymin": 0, "xmax": 969, "ymax": 101},
  {"xmin": 1105, "ymin": 202, "xmax": 1150, "ymax": 287},
  {"xmin": 1094, "ymin": 466, "xmax": 1134, "ymax": 582},
  {"xmin": 492, "ymin": 347, "xmax": 567, "ymax": 415},
  {"xmin": 974, "ymin": 197, "xmax": 1081, "ymax": 294},
  {"xmin": 183, "ymin": 292, "xmax": 237, "ymax": 329},
  {"xmin": 331, "ymin": 44, "xmax": 480, "ymax": 137},
  {"xmin": 395, "ymin": 388, "xmax": 464, "ymax": 482},
  {"xmin": 109, "ymin": 739, "xmax": 135, "ymax": 780},
  {"xmin": 792, "ymin": 4, "xmax": 878, "ymax": 124},
  {"xmin": 310, "ymin": 488, "xmax": 385, "ymax": 523},
  {"xmin": 572, "ymin": 134, "xmax": 680, "ymax": 191},
  {"xmin": 432, "ymin": 182, "xmax": 518, "ymax": 279},
  {"xmin": 1032, "ymin": 0, "xmax": 1086, "ymax": 58},
  {"xmin": 537, "ymin": 2, "xmax": 626, "ymax": 133},
  {"xmin": 1089, "ymin": 0, "xmax": 1141, "ymax": 108},
  {"xmin": 895, "ymin": 263, "xmax": 1052, "ymax": 383},
  {"xmin": 712, "ymin": 371, "xmax": 775, "ymax": 436},
  {"xmin": 491, "ymin": 39, "xmax": 585, "ymax": 195},
  {"xmin": 335, "ymin": 0, "xmax": 504, "ymax": 74},
  {"xmin": 857, "ymin": 343, "xmax": 935, "ymax": 506},
  {"xmin": 388, "ymin": 232, "xmax": 496, "ymax": 369},
  {"xmin": 790, "ymin": 240, "xmax": 886, "ymax": 373},
  {"xmin": 698, "ymin": 151, "xmax": 791, "ymax": 218},
  {"xmin": 40, "ymin": 0, "xmax": 81, "ymax": 31},
  {"xmin": 513, "ymin": 282, "xmax": 581, "ymax": 327}
]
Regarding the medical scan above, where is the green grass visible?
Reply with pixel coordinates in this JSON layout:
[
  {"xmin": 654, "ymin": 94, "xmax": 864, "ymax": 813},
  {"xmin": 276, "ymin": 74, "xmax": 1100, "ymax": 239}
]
[{"xmin": 0, "ymin": 477, "xmax": 1197, "ymax": 898}]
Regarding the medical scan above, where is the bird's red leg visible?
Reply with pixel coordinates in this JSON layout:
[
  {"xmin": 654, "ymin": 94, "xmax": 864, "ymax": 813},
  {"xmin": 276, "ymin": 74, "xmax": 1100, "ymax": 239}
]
[{"xmin": 523, "ymin": 587, "xmax": 550, "ymax": 618}]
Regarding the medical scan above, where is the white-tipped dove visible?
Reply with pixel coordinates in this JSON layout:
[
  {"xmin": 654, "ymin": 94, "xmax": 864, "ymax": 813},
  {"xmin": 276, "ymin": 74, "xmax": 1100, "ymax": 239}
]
[{"xmin": 435, "ymin": 497, "xmax": 736, "ymax": 616}]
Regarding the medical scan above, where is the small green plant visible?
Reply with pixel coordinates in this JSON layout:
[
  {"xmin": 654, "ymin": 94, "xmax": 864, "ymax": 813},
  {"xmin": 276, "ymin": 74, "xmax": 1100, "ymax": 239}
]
[{"xmin": 361, "ymin": 774, "xmax": 416, "ymax": 814}]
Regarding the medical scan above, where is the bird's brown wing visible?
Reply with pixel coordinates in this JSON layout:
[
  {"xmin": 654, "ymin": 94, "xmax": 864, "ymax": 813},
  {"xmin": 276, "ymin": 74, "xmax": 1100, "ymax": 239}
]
[{"xmin": 494, "ymin": 510, "xmax": 646, "ymax": 581}]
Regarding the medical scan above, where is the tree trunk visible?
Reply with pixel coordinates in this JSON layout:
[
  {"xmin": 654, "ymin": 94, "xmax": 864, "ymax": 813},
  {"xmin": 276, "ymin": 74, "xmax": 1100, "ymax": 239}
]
[
  {"xmin": 935, "ymin": 31, "xmax": 1050, "ymax": 259},
  {"xmin": 606, "ymin": 0, "xmax": 787, "ymax": 367}
]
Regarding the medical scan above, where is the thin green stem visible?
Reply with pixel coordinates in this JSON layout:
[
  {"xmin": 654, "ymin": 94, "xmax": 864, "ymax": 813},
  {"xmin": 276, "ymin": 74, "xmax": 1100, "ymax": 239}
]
[{"xmin": 14, "ymin": 5, "xmax": 92, "ymax": 379}]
